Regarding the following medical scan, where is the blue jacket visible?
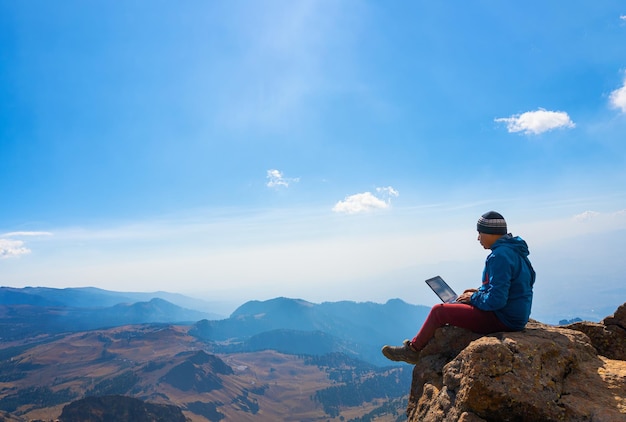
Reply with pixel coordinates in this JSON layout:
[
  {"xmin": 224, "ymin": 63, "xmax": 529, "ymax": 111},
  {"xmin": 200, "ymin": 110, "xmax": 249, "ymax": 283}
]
[{"xmin": 470, "ymin": 234, "xmax": 536, "ymax": 330}]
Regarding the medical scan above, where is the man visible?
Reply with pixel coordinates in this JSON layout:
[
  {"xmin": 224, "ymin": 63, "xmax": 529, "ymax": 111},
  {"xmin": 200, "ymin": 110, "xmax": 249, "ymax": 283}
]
[{"xmin": 382, "ymin": 211, "xmax": 536, "ymax": 364}]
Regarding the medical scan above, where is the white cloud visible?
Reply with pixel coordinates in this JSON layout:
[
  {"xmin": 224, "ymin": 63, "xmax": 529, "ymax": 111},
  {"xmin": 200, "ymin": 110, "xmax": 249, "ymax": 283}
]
[
  {"xmin": 332, "ymin": 186, "xmax": 399, "ymax": 214},
  {"xmin": 0, "ymin": 239, "xmax": 31, "ymax": 258},
  {"xmin": 376, "ymin": 186, "xmax": 399, "ymax": 198},
  {"xmin": 609, "ymin": 75, "xmax": 626, "ymax": 113},
  {"xmin": 495, "ymin": 108, "xmax": 575, "ymax": 135},
  {"xmin": 621, "ymin": 15, "xmax": 626, "ymax": 22},
  {"xmin": 266, "ymin": 169, "xmax": 299, "ymax": 188},
  {"xmin": 1, "ymin": 231, "xmax": 53, "ymax": 237},
  {"xmin": 572, "ymin": 210, "xmax": 601, "ymax": 222},
  {"xmin": 571, "ymin": 209, "xmax": 626, "ymax": 226},
  {"xmin": 0, "ymin": 232, "xmax": 52, "ymax": 259}
]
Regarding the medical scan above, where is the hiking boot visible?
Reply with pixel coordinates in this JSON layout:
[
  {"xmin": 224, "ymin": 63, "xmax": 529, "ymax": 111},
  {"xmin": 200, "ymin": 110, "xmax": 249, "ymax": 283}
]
[{"xmin": 381, "ymin": 339, "xmax": 420, "ymax": 364}]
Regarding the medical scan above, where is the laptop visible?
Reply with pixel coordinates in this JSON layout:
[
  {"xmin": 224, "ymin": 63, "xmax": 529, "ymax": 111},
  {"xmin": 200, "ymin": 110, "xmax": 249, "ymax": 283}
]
[{"xmin": 425, "ymin": 276, "xmax": 458, "ymax": 303}]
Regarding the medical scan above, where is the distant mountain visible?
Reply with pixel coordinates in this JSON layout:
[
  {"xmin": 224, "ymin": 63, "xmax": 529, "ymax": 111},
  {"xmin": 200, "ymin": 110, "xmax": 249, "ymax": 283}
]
[
  {"xmin": 0, "ymin": 297, "xmax": 218, "ymax": 341},
  {"xmin": 0, "ymin": 287, "xmax": 64, "ymax": 307},
  {"xmin": 190, "ymin": 297, "xmax": 431, "ymax": 366},
  {"xmin": 0, "ymin": 286, "xmax": 227, "ymax": 341},
  {"xmin": 72, "ymin": 297, "xmax": 218, "ymax": 328},
  {"xmin": 0, "ymin": 286, "xmax": 225, "ymax": 318},
  {"xmin": 0, "ymin": 287, "xmax": 429, "ymax": 365},
  {"xmin": 0, "ymin": 287, "xmax": 431, "ymax": 365},
  {"xmin": 194, "ymin": 296, "xmax": 429, "ymax": 342}
]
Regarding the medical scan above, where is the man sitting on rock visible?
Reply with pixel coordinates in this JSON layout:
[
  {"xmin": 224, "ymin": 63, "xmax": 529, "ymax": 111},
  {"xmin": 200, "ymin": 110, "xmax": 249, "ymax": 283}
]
[{"xmin": 382, "ymin": 211, "xmax": 536, "ymax": 364}]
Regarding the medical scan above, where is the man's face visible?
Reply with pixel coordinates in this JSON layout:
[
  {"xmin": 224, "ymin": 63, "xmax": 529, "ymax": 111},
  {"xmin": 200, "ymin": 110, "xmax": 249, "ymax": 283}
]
[{"xmin": 477, "ymin": 232, "xmax": 500, "ymax": 249}]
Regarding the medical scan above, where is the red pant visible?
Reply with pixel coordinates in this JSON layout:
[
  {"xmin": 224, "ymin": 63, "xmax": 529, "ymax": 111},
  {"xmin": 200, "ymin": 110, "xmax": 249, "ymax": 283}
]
[{"xmin": 411, "ymin": 303, "xmax": 511, "ymax": 350}]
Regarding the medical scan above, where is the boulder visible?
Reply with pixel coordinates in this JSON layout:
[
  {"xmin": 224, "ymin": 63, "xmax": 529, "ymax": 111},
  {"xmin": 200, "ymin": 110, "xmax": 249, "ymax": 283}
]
[
  {"xmin": 567, "ymin": 302, "xmax": 626, "ymax": 361},
  {"xmin": 406, "ymin": 304, "xmax": 626, "ymax": 421}
]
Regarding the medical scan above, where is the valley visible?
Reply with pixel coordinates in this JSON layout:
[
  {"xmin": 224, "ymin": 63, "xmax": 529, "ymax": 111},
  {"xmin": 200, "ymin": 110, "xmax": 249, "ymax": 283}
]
[{"xmin": 0, "ymin": 323, "xmax": 410, "ymax": 421}]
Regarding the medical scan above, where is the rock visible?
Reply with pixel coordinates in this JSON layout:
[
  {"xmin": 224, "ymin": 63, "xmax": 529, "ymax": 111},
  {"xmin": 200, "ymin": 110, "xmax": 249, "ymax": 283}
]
[
  {"xmin": 566, "ymin": 302, "xmax": 626, "ymax": 361},
  {"xmin": 406, "ymin": 305, "xmax": 626, "ymax": 422}
]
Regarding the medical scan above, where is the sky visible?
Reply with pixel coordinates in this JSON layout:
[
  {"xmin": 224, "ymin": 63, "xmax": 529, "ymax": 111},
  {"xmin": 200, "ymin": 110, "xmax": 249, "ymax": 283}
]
[{"xmin": 1, "ymin": 1, "xmax": 626, "ymax": 323}]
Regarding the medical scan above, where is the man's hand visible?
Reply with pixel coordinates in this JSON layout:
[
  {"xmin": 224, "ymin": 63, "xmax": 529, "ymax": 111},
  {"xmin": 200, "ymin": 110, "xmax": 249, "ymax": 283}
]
[{"xmin": 456, "ymin": 289, "xmax": 477, "ymax": 304}]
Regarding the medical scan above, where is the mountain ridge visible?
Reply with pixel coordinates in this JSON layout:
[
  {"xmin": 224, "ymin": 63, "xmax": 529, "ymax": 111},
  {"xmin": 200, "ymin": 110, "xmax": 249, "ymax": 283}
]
[{"xmin": 0, "ymin": 286, "xmax": 225, "ymax": 318}]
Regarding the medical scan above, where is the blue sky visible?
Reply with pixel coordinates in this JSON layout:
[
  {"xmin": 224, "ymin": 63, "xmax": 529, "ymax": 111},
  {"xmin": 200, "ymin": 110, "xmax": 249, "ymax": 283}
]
[{"xmin": 1, "ymin": 1, "xmax": 626, "ymax": 322}]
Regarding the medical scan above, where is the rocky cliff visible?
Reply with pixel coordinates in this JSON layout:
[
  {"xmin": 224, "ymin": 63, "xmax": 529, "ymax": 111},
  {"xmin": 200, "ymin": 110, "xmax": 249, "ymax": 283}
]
[{"xmin": 406, "ymin": 303, "xmax": 626, "ymax": 422}]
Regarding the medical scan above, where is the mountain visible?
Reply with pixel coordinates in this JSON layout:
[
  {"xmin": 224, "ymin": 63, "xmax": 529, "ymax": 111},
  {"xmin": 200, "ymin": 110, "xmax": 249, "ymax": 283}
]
[
  {"xmin": 0, "ymin": 288, "xmax": 430, "ymax": 364},
  {"xmin": 189, "ymin": 297, "xmax": 431, "ymax": 366},
  {"xmin": 0, "ymin": 291, "xmax": 425, "ymax": 420},
  {"xmin": 0, "ymin": 286, "xmax": 225, "ymax": 318},
  {"xmin": 3, "ymin": 288, "xmax": 622, "ymax": 420},
  {"xmin": 0, "ymin": 297, "xmax": 218, "ymax": 341}
]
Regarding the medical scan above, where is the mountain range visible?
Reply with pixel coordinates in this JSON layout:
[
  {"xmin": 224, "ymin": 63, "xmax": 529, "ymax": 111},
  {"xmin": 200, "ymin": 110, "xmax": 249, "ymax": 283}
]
[
  {"xmin": 0, "ymin": 286, "xmax": 224, "ymax": 316},
  {"xmin": 1, "ymin": 286, "xmax": 621, "ymax": 420},
  {"xmin": 0, "ymin": 287, "xmax": 220, "ymax": 341},
  {"xmin": 0, "ymin": 286, "xmax": 425, "ymax": 421},
  {"xmin": 191, "ymin": 296, "xmax": 431, "ymax": 366},
  {"xmin": 0, "ymin": 286, "xmax": 430, "ymax": 366}
]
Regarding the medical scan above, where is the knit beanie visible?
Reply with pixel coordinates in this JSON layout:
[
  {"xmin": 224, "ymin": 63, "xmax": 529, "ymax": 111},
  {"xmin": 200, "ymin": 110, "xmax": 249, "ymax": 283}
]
[{"xmin": 477, "ymin": 211, "xmax": 507, "ymax": 235}]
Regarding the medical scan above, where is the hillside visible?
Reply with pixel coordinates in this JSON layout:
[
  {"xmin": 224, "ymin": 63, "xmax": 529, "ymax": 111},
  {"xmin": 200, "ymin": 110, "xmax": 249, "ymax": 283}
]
[
  {"xmin": 59, "ymin": 395, "xmax": 188, "ymax": 422},
  {"xmin": 0, "ymin": 324, "xmax": 411, "ymax": 421}
]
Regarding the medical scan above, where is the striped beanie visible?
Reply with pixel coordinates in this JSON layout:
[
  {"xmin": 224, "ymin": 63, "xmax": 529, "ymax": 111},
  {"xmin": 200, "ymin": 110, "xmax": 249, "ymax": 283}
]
[{"xmin": 477, "ymin": 211, "xmax": 507, "ymax": 235}]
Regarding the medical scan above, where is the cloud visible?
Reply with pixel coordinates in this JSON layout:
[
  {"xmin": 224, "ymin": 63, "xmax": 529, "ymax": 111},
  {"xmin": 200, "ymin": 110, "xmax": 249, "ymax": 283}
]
[
  {"xmin": 376, "ymin": 186, "xmax": 399, "ymax": 198},
  {"xmin": 571, "ymin": 209, "xmax": 626, "ymax": 225},
  {"xmin": 572, "ymin": 210, "xmax": 601, "ymax": 222},
  {"xmin": 332, "ymin": 186, "xmax": 399, "ymax": 214},
  {"xmin": 1, "ymin": 231, "xmax": 53, "ymax": 237},
  {"xmin": 609, "ymin": 75, "xmax": 626, "ymax": 113},
  {"xmin": 266, "ymin": 169, "xmax": 299, "ymax": 188},
  {"xmin": 0, "ymin": 239, "xmax": 31, "ymax": 258},
  {"xmin": 0, "ymin": 231, "xmax": 52, "ymax": 259},
  {"xmin": 495, "ymin": 108, "xmax": 575, "ymax": 135},
  {"xmin": 621, "ymin": 15, "xmax": 626, "ymax": 21}
]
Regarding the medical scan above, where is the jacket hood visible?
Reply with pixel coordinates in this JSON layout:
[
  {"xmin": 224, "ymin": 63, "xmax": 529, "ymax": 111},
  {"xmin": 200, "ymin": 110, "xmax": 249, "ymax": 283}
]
[{"xmin": 492, "ymin": 234, "xmax": 530, "ymax": 257}]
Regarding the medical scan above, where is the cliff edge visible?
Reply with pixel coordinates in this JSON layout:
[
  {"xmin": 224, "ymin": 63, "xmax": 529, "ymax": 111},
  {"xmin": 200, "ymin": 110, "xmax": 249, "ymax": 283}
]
[{"xmin": 406, "ymin": 303, "xmax": 626, "ymax": 422}]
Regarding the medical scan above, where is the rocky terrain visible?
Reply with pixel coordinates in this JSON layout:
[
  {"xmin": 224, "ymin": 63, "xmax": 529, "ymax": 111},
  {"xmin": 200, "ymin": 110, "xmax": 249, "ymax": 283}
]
[{"xmin": 405, "ymin": 303, "xmax": 626, "ymax": 421}]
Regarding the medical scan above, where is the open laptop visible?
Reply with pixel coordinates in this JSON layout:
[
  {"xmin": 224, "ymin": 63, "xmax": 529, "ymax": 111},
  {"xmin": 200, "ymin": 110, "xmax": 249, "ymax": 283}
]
[{"xmin": 425, "ymin": 276, "xmax": 458, "ymax": 303}]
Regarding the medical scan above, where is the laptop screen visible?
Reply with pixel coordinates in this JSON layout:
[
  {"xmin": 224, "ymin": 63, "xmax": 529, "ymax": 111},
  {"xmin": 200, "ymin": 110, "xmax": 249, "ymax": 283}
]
[{"xmin": 425, "ymin": 276, "xmax": 458, "ymax": 303}]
